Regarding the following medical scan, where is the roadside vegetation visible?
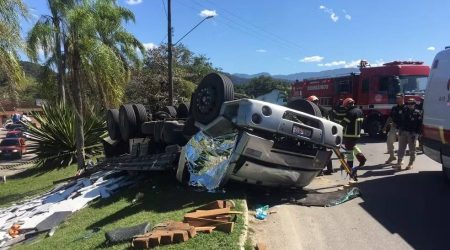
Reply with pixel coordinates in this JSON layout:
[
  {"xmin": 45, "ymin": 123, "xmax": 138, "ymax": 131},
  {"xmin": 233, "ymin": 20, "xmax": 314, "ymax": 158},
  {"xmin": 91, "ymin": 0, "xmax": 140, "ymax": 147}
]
[{"xmin": 12, "ymin": 173, "xmax": 246, "ymax": 250}]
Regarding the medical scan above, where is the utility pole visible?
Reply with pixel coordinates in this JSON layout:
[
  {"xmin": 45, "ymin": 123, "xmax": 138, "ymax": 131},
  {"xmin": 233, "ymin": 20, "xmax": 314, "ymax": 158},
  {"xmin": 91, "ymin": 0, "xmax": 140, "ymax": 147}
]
[{"xmin": 167, "ymin": 0, "xmax": 174, "ymax": 106}]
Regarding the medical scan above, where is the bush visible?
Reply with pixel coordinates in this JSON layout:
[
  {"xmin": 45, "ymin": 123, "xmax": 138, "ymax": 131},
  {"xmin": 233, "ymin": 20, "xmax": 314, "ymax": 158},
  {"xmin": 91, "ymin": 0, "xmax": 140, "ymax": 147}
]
[{"xmin": 26, "ymin": 103, "xmax": 106, "ymax": 169}]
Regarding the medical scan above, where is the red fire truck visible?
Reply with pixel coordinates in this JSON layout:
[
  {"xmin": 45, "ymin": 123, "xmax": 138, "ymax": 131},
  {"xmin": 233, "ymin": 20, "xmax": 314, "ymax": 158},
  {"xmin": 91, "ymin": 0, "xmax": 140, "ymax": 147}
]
[{"xmin": 291, "ymin": 61, "xmax": 430, "ymax": 137}]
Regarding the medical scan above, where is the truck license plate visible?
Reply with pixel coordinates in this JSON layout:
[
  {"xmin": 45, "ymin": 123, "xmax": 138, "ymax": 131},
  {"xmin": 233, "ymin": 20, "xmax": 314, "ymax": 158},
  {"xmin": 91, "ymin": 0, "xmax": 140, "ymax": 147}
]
[{"xmin": 292, "ymin": 125, "xmax": 312, "ymax": 138}]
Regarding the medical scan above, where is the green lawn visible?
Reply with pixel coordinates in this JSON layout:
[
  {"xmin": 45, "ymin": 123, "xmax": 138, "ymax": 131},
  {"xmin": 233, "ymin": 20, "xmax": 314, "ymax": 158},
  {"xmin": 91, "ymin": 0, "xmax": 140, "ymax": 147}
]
[
  {"xmin": 10, "ymin": 172, "xmax": 246, "ymax": 250},
  {"xmin": 0, "ymin": 165, "xmax": 78, "ymax": 207}
]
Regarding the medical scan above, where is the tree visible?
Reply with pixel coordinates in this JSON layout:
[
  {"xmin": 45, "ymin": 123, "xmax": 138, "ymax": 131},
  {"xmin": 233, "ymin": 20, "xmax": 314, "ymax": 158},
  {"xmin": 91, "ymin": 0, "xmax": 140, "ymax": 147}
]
[
  {"xmin": 27, "ymin": 0, "xmax": 77, "ymax": 105},
  {"xmin": 27, "ymin": 0, "xmax": 143, "ymax": 169},
  {"xmin": 125, "ymin": 44, "xmax": 218, "ymax": 111},
  {"xmin": 0, "ymin": 0, "xmax": 28, "ymax": 105},
  {"xmin": 241, "ymin": 75, "xmax": 290, "ymax": 98}
]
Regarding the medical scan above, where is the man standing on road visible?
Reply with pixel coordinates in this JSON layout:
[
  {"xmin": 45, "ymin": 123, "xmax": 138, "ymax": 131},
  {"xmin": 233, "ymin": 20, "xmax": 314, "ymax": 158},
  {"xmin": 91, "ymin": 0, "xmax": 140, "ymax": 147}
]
[
  {"xmin": 308, "ymin": 95, "xmax": 333, "ymax": 175},
  {"xmin": 395, "ymin": 98, "xmax": 422, "ymax": 170},
  {"xmin": 341, "ymin": 98, "xmax": 366, "ymax": 179},
  {"xmin": 383, "ymin": 93, "xmax": 405, "ymax": 164}
]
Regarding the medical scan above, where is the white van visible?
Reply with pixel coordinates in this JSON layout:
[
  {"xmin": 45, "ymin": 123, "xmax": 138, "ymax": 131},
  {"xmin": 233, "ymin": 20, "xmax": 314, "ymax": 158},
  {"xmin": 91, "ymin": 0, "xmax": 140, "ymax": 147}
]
[{"xmin": 422, "ymin": 47, "xmax": 450, "ymax": 182}]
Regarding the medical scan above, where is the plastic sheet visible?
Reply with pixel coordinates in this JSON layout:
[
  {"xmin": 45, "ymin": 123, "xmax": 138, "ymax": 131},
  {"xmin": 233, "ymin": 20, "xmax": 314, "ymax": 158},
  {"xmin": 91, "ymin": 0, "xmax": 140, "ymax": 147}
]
[
  {"xmin": 255, "ymin": 205, "xmax": 269, "ymax": 220},
  {"xmin": 184, "ymin": 131, "xmax": 238, "ymax": 191},
  {"xmin": 325, "ymin": 187, "xmax": 361, "ymax": 207}
]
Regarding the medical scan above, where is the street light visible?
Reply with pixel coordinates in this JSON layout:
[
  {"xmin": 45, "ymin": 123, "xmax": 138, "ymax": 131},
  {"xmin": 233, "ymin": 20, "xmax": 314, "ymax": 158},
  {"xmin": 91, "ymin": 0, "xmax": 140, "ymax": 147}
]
[
  {"xmin": 174, "ymin": 15, "xmax": 215, "ymax": 45},
  {"xmin": 167, "ymin": 0, "xmax": 215, "ymax": 106}
]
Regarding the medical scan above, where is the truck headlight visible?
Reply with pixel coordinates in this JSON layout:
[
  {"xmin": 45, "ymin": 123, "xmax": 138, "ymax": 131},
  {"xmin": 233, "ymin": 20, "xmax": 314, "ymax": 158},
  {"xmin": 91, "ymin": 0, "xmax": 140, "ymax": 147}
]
[{"xmin": 12, "ymin": 149, "xmax": 18, "ymax": 153}]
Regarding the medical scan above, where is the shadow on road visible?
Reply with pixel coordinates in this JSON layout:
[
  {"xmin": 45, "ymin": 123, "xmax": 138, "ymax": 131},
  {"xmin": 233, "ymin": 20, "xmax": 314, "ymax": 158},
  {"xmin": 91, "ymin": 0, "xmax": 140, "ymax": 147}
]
[{"xmin": 357, "ymin": 170, "xmax": 450, "ymax": 250}]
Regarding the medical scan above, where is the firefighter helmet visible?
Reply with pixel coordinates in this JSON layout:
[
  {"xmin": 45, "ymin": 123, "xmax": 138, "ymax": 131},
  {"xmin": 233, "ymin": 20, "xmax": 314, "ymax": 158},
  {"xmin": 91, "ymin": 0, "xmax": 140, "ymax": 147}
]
[
  {"xmin": 343, "ymin": 97, "xmax": 355, "ymax": 107},
  {"xmin": 307, "ymin": 95, "xmax": 319, "ymax": 102}
]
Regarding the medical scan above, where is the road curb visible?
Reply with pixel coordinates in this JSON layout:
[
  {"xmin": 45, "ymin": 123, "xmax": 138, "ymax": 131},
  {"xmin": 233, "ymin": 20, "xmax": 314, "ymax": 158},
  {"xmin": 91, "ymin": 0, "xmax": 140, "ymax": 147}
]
[{"xmin": 238, "ymin": 197, "xmax": 249, "ymax": 250}]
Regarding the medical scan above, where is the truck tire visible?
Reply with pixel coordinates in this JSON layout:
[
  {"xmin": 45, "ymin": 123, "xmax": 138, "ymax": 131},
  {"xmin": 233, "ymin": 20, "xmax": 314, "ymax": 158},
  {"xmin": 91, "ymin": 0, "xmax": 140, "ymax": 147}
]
[
  {"xmin": 287, "ymin": 99, "xmax": 322, "ymax": 117},
  {"xmin": 367, "ymin": 119, "xmax": 383, "ymax": 138},
  {"xmin": 106, "ymin": 109, "xmax": 121, "ymax": 140},
  {"xmin": 132, "ymin": 104, "xmax": 149, "ymax": 136},
  {"xmin": 177, "ymin": 103, "xmax": 190, "ymax": 118},
  {"xmin": 192, "ymin": 73, "xmax": 234, "ymax": 125},
  {"xmin": 119, "ymin": 104, "xmax": 137, "ymax": 141},
  {"xmin": 162, "ymin": 106, "xmax": 177, "ymax": 118}
]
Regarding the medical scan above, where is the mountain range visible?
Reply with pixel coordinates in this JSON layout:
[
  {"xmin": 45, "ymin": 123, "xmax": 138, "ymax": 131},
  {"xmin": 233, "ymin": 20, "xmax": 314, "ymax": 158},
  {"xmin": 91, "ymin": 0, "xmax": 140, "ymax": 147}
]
[{"xmin": 227, "ymin": 67, "xmax": 360, "ymax": 85}]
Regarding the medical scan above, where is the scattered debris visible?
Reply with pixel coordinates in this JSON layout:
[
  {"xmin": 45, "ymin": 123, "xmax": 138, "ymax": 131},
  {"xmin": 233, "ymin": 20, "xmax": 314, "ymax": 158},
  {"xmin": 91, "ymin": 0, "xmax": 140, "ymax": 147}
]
[
  {"xmin": 0, "ymin": 171, "xmax": 134, "ymax": 248},
  {"xmin": 131, "ymin": 200, "xmax": 240, "ymax": 249},
  {"xmin": 290, "ymin": 187, "xmax": 362, "ymax": 207},
  {"xmin": 105, "ymin": 223, "xmax": 151, "ymax": 244},
  {"xmin": 255, "ymin": 205, "xmax": 269, "ymax": 220}
]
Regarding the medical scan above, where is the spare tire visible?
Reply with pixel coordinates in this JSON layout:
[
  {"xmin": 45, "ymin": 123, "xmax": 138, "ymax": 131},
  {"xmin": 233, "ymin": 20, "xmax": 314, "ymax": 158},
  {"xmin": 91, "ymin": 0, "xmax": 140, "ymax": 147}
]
[
  {"xmin": 132, "ymin": 104, "xmax": 149, "ymax": 136},
  {"xmin": 177, "ymin": 102, "xmax": 190, "ymax": 119},
  {"xmin": 106, "ymin": 109, "xmax": 121, "ymax": 140},
  {"xmin": 192, "ymin": 73, "xmax": 234, "ymax": 125},
  {"xmin": 119, "ymin": 104, "xmax": 137, "ymax": 141},
  {"xmin": 162, "ymin": 106, "xmax": 177, "ymax": 118},
  {"xmin": 287, "ymin": 99, "xmax": 322, "ymax": 118}
]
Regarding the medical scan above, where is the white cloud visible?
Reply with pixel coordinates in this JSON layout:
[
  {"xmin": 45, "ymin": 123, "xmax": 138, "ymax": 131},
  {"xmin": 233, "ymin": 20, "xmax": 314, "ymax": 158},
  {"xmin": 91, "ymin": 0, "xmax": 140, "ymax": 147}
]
[
  {"xmin": 143, "ymin": 42, "xmax": 157, "ymax": 50},
  {"xmin": 125, "ymin": 0, "xmax": 143, "ymax": 5},
  {"xmin": 256, "ymin": 49, "xmax": 267, "ymax": 53},
  {"xmin": 427, "ymin": 46, "xmax": 436, "ymax": 51},
  {"xmin": 318, "ymin": 59, "xmax": 385, "ymax": 68},
  {"xmin": 342, "ymin": 10, "xmax": 351, "ymax": 21},
  {"xmin": 319, "ymin": 5, "xmax": 339, "ymax": 22},
  {"xmin": 199, "ymin": 9, "xmax": 218, "ymax": 18},
  {"xmin": 300, "ymin": 55, "xmax": 324, "ymax": 63},
  {"xmin": 331, "ymin": 13, "xmax": 339, "ymax": 22},
  {"xmin": 318, "ymin": 60, "xmax": 346, "ymax": 67}
]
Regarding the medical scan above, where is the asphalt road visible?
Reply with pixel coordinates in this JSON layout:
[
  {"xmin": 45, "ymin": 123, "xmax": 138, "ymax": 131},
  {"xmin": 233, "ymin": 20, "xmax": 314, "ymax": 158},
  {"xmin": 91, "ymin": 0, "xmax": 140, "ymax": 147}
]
[
  {"xmin": 249, "ymin": 137, "xmax": 450, "ymax": 250},
  {"xmin": 0, "ymin": 129, "xmax": 36, "ymax": 177}
]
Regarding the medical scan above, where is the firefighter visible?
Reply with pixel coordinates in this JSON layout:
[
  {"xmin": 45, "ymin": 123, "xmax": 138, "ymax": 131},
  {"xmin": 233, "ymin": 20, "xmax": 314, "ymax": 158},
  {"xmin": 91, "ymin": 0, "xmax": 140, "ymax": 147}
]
[
  {"xmin": 341, "ymin": 98, "xmax": 366, "ymax": 179},
  {"xmin": 383, "ymin": 93, "xmax": 405, "ymax": 163},
  {"xmin": 331, "ymin": 99, "xmax": 346, "ymax": 124},
  {"xmin": 395, "ymin": 98, "xmax": 422, "ymax": 170},
  {"xmin": 307, "ymin": 95, "xmax": 333, "ymax": 175}
]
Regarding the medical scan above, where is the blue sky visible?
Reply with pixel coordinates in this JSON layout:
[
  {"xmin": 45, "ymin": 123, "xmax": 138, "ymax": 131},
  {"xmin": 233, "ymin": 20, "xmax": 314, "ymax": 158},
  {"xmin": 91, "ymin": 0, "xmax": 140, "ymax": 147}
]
[{"xmin": 21, "ymin": 0, "xmax": 450, "ymax": 75}]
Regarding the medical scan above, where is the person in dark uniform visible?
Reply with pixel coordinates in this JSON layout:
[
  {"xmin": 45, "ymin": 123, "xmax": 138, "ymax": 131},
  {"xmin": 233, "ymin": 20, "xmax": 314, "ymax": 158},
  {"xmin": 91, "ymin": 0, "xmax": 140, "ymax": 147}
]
[
  {"xmin": 331, "ymin": 99, "xmax": 346, "ymax": 124},
  {"xmin": 307, "ymin": 95, "xmax": 334, "ymax": 175},
  {"xmin": 341, "ymin": 98, "xmax": 366, "ymax": 180},
  {"xmin": 395, "ymin": 98, "xmax": 422, "ymax": 170},
  {"xmin": 416, "ymin": 96, "xmax": 424, "ymax": 151},
  {"xmin": 383, "ymin": 93, "xmax": 405, "ymax": 163}
]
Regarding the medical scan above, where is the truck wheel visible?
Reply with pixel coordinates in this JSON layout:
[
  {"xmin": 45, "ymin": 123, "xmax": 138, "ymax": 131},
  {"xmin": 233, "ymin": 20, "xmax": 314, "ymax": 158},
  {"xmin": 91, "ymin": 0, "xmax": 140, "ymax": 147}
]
[
  {"xmin": 106, "ymin": 109, "xmax": 121, "ymax": 140},
  {"xmin": 192, "ymin": 73, "xmax": 234, "ymax": 125},
  {"xmin": 132, "ymin": 104, "xmax": 149, "ymax": 136},
  {"xmin": 119, "ymin": 104, "xmax": 137, "ymax": 141},
  {"xmin": 177, "ymin": 103, "xmax": 190, "ymax": 118},
  {"xmin": 287, "ymin": 99, "xmax": 322, "ymax": 117},
  {"xmin": 162, "ymin": 106, "xmax": 177, "ymax": 118},
  {"xmin": 367, "ymin": 119, "xmax": 382, "ymax": 138}
]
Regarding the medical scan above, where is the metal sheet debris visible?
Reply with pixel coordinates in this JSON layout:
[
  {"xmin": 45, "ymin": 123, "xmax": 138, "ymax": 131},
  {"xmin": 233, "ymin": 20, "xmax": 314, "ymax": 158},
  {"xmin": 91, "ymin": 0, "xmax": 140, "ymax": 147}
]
[
  {"xmin": 0, "ymin": 171, "xmax": 134, "ymax": 248},
  {"xmin": 183, "ymin": 131, "xmax": 238, "ymax": 191}
]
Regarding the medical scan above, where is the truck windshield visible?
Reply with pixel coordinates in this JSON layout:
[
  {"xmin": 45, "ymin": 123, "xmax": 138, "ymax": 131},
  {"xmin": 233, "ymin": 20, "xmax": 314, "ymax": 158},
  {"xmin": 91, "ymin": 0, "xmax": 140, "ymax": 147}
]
[{"xmin": 400, "ymin": 75, "xmax": 428, "ymax": 95}]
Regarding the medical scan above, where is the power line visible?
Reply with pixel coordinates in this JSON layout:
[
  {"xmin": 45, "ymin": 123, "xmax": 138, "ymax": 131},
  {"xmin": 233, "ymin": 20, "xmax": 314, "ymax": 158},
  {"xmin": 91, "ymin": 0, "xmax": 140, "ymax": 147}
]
[
  {"xmin": 161, "ymin": 0, "xmax": 168, "ymax": 18},
  {"xmin": 187, "ymin": 0, "xmax": 305, "ymax": 52}
]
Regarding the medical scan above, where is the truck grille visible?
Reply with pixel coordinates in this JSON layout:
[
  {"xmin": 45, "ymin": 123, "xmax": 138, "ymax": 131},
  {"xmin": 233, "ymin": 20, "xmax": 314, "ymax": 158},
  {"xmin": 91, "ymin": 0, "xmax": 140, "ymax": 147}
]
[{"xmin": 282, "ymin": 111, "xmax": 321, "ymax": 129}]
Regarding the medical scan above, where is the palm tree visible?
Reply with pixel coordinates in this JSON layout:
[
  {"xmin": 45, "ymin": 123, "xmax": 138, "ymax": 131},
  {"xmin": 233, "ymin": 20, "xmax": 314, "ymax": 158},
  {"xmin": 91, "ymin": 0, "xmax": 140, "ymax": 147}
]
[
  {"xmin": 64, "ymin": 0, "xmax": 142, "ymax": 169},
  {"xmin": 27, "ymin": 0, "xmax": 77, "ymax": 105},
  {"xmin": 0, "ymin": 0, "xmax": 28, "ymax": 105}
]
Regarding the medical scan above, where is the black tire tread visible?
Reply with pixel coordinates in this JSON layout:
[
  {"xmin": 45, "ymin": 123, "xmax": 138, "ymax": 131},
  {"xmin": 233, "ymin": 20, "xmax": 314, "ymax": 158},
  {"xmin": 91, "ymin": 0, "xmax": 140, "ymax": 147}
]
[
  {"xmin": 119, "ymin": 104, "xmax": 137, "ymax": 141},
  {"xmin": 106, "ymin": 109, "xmax": 121, "ymax": 140}
]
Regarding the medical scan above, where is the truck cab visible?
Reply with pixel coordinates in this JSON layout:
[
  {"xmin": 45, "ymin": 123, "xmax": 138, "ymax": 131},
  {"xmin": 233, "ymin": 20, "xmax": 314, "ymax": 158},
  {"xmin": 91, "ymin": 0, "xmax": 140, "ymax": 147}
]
[{"xmin": 422, "ymin": 48, "xmax": 450, "ymax": 183}]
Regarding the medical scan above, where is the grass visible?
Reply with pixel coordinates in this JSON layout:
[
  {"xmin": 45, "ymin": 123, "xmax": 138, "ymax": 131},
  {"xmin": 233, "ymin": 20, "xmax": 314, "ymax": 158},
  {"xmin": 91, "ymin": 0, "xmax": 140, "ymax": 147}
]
[
  {"xmin": 11, "ymin": 172, "xmax": 247, "ymax": 250},
  {"xmin": 0, "ymin": 165, "xmax": 78, "ymax": 207}
]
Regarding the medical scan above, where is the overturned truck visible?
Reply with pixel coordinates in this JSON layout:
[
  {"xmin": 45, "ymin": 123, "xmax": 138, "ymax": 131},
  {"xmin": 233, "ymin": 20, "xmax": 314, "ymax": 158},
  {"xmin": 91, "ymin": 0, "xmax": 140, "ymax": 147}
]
[{"xmin": 101, "ymin": 73, "xmax": 343, "ymax": 189}]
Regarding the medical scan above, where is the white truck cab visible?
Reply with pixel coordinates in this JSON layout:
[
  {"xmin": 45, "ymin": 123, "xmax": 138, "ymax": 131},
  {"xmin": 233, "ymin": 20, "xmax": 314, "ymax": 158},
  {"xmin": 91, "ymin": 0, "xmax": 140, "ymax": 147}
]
[{"xmin": 422, "ymin": 47, "xmax": 450, "ymax": 182}]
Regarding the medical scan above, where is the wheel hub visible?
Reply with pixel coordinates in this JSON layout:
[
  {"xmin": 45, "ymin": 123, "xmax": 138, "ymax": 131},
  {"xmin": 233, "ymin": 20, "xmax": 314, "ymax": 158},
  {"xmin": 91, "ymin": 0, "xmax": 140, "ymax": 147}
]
[{"xmin": 196, "ymin": 87, "xmax": 216, "ymax": 114}]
